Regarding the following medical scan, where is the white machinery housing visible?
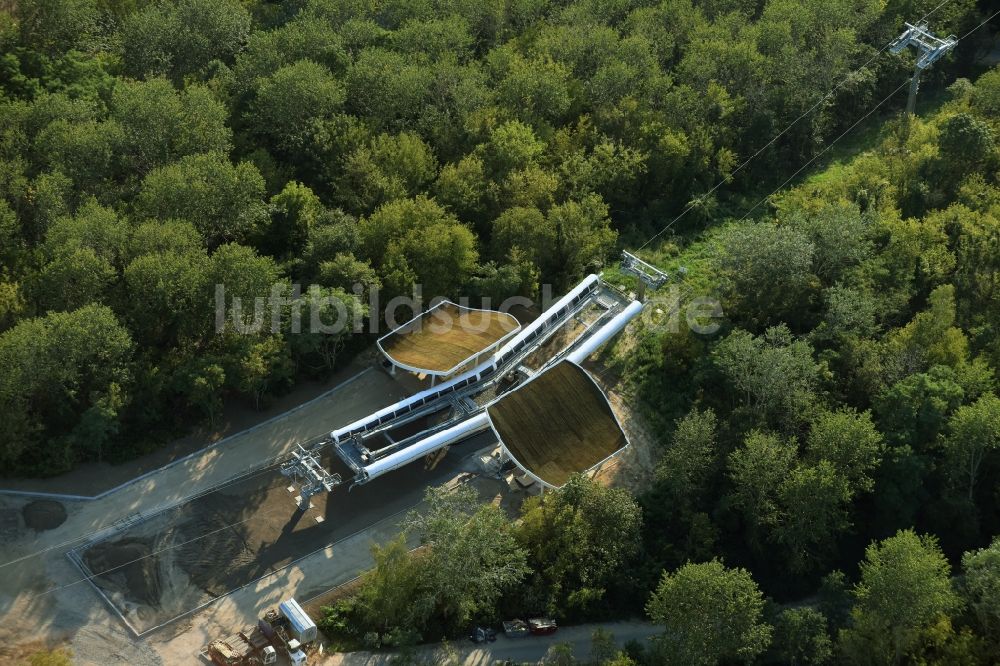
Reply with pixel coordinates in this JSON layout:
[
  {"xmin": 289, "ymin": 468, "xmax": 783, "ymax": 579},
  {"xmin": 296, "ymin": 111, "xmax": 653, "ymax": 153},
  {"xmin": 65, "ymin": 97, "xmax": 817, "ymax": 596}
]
[{"xmin": 279, "ymin": 257, "xmax": 670, "ymax": 502}]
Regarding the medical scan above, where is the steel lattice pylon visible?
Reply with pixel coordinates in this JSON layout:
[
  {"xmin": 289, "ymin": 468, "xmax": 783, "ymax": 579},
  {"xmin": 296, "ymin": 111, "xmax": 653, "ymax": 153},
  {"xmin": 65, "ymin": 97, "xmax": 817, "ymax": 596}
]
[
  {"xmin": 620, "ymin": 250, "xmax": 674, "ymax": 301},
  {"xmin": 890, "ymin": 23, "xmax": 957, "ymax": 115},
  {"xmin": 280, "ymin": 445, "xmax": 341, "ymax": 510}
]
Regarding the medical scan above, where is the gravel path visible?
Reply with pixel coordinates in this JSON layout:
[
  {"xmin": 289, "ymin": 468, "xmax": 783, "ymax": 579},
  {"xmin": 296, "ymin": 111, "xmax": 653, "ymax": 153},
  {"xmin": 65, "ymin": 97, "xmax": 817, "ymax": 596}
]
[{"xmin": 0, "ymin": 361, "xmax": 378, "ymax": 497}]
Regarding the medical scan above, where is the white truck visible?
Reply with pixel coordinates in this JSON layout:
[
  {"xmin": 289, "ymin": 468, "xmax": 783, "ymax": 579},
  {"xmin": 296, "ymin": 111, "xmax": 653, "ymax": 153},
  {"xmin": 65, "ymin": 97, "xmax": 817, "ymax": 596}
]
[
  {"xmin": 278, "ymin": 598, "xmax": 318, "ymax": 645},
  {"xmin": 205, "ymin": 598, "xmax": 315, "ymax": 666}
]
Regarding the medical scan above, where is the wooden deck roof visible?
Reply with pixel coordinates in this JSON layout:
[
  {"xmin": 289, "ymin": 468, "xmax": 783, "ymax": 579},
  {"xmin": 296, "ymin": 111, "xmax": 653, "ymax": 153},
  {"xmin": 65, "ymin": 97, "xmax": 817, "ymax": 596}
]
[
  {"xmin": 378, "ymin": 302, "xmax": 521, "ymax": 375},
  {"xmin": 487, "ymin": 360, "xmax": 627, "ymax": 488}
]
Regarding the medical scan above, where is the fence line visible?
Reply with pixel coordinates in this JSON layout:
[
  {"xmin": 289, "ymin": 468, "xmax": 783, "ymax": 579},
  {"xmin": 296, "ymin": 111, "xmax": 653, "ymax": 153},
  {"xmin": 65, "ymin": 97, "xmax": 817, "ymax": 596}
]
[{"xmin": 66, "ymin": 499, "xmax": 416, "ymax": 638}]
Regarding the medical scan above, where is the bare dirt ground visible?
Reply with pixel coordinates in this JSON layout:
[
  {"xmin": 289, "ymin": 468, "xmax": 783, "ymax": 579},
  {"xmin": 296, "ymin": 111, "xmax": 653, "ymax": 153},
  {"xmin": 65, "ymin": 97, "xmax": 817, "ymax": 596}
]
[
  {"xmin": 74, "ymin": 442, "xmax": 494, "ymax": 636},
  {"xmin": 581, "ymin": 353, "xmax": 661, "ymax": 494},
  {"xmin": 0, "ymin": 366, "xmax": 409, "ymax": 664},
  {"xmin": 596, "ymin": 390, "xmax": 659, "ymax": 492}
]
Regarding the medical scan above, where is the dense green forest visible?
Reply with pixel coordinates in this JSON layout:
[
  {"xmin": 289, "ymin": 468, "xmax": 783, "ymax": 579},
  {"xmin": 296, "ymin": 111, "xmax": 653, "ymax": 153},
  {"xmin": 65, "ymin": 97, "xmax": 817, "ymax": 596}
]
[
  {"xmin": 2, "ymin": 0, "xmax": 1000, "ymax": 662},
  {"xmin": 320, "ymin": 69, "xmax": 1000, "ymax": 664},
  {"xmin": 0, "ymin": 0, "xmax": 987, "ymax": 473}
]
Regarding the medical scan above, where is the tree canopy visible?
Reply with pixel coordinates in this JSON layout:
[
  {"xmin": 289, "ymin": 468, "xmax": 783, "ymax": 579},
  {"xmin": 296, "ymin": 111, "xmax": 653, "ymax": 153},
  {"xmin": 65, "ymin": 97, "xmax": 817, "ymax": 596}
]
[
  {"xmin": 3, "ymin": 0, "xmax": 1000, "ymax": 661},
  {"xmin": 646, "ymin": 559, "xmax": 772, "ymax": 666}
]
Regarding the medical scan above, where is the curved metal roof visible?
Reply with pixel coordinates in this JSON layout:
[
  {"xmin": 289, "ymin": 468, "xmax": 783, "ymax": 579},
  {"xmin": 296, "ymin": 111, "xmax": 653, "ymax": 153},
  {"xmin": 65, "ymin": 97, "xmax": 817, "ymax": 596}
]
[
  {"xmin": 487, "ymin": 360, "xmax": 628, "ymax": 488},
  {"xmin": 377, "ymin": 301, "xmax": 521, "ymax": 376}
]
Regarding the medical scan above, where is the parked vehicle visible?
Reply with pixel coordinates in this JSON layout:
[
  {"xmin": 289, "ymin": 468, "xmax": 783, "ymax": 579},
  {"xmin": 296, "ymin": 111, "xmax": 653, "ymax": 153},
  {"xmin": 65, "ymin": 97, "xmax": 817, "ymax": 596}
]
[
  {"xmin": 285, "ymin": 640, "xmax": 307, "ymax": 666},
  {"xmin": 204, "ymin": 598, "xmax": 313, "ymax": 665},
  {"xmin": 528, "ymin": 618, "xmax": 558, "ymax": 636},
  {"xmin": 502, "ymin": 619, "xmax": 529, "ymax": 638},
  {"xmin": 470, "ymin": 626, "xmax": 497, "ymax": 643}
]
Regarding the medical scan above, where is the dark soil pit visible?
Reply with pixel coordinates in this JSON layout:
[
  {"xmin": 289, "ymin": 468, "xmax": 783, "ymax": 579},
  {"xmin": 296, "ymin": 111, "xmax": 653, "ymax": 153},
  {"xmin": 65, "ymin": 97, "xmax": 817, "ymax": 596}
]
[
  {"xmin": 83, "ymin": 538, "xmax": 161, "ymax": 607},
  {"xmin": 22, "ymin": 500, "xmax": 67, "ymax": 531},
  {"xmin": 74, "ymin": 437, "xmax": 487, "ymax": 634},
  {"xmin": 174, "ymin": 492, "xmax": 257, "ymax": 597}
]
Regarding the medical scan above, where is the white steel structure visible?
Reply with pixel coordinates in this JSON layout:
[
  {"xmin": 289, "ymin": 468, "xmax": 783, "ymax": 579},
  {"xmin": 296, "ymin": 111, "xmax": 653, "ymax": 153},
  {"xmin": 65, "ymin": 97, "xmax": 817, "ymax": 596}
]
[
  {"xmin": 279, "ymin": 255, "xmax": 666, "ymax": 501},
  {"xmin": 567, "ymin": 300, "xmax": 644, "ymax": 365},
  {"xmin": 890, "ymin": 23, "xmax": 957, "ymax": 114},
  {"xmin": 620, "ymin": 250, "xmax": 670, "ymax": 300},
  {"xmin": 280, "ymin": 445, "xmax": 340, "ymax": 509},
  {"xmin": 354, "ymin": 295, "xmax": 643, "ymax": 485},
  {"xmin": 362, "ymin": 413, "xmax": 493, "ymax": 480}
]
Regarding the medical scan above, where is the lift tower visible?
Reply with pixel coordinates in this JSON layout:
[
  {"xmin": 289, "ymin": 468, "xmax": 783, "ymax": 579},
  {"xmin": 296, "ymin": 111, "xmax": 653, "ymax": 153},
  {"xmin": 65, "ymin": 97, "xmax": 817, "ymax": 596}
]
[
  {"xmin": 890, "ymin": 23, "xmax": 957, "ymax": 115},
  {"xmin": 620, "ymin": 251, "xmax": 671, "ymax": 302},
  {"xmin": 280, "ymin": 445, "xmax": 341, "ymax": 510}
]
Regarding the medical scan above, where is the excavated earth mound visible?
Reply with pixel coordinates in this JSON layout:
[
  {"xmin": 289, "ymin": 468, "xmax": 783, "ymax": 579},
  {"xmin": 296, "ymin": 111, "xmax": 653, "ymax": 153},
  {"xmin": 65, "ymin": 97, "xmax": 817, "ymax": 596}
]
[{"xmin": 22, "ymin": 499, "xmax": 67, "ymax": 531}]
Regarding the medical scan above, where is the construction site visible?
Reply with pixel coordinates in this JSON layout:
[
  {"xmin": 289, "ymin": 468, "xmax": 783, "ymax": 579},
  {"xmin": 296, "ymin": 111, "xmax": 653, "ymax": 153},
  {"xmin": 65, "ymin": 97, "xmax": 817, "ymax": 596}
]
[
  {"xmin": 0, "ymin": 254, "xmax": 669, "ymax": 663},
  {"xmin": 68, "ymin": 441, "xmax": 487, "ymax": 637}
]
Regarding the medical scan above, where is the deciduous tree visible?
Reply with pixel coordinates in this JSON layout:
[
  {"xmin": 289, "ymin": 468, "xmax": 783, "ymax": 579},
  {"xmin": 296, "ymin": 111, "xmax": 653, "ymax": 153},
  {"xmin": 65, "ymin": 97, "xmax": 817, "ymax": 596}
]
[
  {"xmin": 715, "ymin": 221, "xmax": 816, "ymax": 330},
  {"xmin": 727, "ymin": 429, "xmax": 796, "ymax": 544},
  {"xmin": 237, "ymin": 335, "xmax": 293, "ymax": 410},
  {"xmin": 337, "ymin": 131, "xmax": 437, "ymax": 214},
  {"xmin": 646, "ymin": 559, "xmax": 772, "ymax": 666},
  {"xmin": 0, "ymin": 304, "xmax": 133, "ymax": 470},
  {"xmin": 123, "ymin": 249, "xmax": 209, "ymax": 346},
  {"xmin": 961, "ymin": 535, "xmax": 1000, "ymax": 649},
  {"xmin": 517, "ymin": 475, "xmax": 641, "ymax": 617},
  {"xmin": 941, "ymin": 393, "xmax": 1000, "ymax": 501},
  {"xmin": 546, "ymin": 194, "xmax": 617, "ymax": 288},
  {"xmin": 43, "ymin": 199, "xmax": 126, "ymax": 267},
  {"xmin": 402, "ymin": 484, "xmax": 528, "ymax": 632},
  {"xmin": 359, "ymin": 196, "xmax": 477, "ymax": 298},
  {"xmin": 32, "ymin": 247, "xmax": 115, "ymax": 313},
  {"xmin": 805, "ymin": 408, "xmax": 884, "ymax": 494},
  {"xmin": 775, "ymin": 461, "xmax": 852, "ymax": 573},
  {"xmin": 266, "ymin": 181, "xmax": 324, "ymax": 258},
  {"xmin": 120, "ymin": 0, "xmax": 251, "ymax": 81},
  {"xmin": 713, "ymin": 325, "xmax": 821, "ymax": 426},
  {"xmin": 772, "ymin": 606, "xmax": 833, "ymax": 666},
  {"xmin": 136, "ymin": 152, "xmax": 268, "ymax": 248},
  {"xmin": 110, "ymin": 79, "xmax": 232, "ymax": 177},
  {"xmin": 249, "ymin": 60, "xmax": 346, "ymax": 154},
  {"xmin": 839, "ymin": 530, "xmax": 961, "ymax": 664},
  {"xmin": 287, "ymin": 286, "xmax": 365, "ymax": 375},
  {"xmin": 655, "ymin": 406, "xmax": 718, "ymax": 513}
]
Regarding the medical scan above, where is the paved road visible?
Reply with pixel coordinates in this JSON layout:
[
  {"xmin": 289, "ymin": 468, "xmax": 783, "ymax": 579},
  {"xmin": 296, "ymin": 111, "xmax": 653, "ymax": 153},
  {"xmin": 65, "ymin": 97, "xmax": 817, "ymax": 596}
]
[
  {"xmin": 0, "ymin": 363, "xmax": 378, "ymax": 497},
  {"xmin": 318, "ymin": 621, "xmax": 659, "ymax": 665}
]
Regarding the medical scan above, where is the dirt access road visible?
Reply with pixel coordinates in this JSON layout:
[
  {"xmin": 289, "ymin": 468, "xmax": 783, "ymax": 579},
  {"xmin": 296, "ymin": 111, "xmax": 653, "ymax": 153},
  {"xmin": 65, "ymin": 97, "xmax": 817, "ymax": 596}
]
[
  {"xmin": 0, "ymin": 366, "xmax": 415, "ymax": 664},
  {"xmin": 77, "ymin": 443, "xmax": 487, "ymax": 632}
]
